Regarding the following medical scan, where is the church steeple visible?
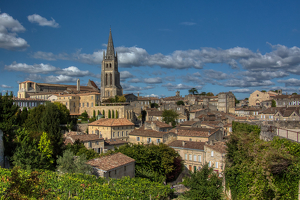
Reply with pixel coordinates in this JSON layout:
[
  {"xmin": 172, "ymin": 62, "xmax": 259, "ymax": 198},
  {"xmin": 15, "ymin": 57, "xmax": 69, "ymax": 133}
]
[{"xmin": 106, "ymin": 28, "xmax": 115, "ymax": 58}]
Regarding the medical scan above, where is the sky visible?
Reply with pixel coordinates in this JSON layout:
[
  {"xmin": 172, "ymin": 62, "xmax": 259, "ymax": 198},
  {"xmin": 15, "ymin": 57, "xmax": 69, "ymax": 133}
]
[{"xmin": 1, "ymin": 0, "xmax": 300, "ymax": 99}]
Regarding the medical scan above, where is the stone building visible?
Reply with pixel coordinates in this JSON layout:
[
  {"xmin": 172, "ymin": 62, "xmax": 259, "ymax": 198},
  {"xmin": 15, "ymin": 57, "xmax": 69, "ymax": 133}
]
[
  {"xmin": 88, "ymin": 118, "xmax": 135, "ymax": 141},
  {"xmin": 248, "ymin": 90, "xmax": 280, "ymax": 107},
  {"xmin": 65, "ymin": 134, "xmax": 104, "ymax": 154},
  {"xmin": 168, "ymin": 140, "xmax": 205, "ymax": 172},
  {"xmin": 217, "ymin": 92, "xmax": 235, "ymax": 113},
  {"xmin": 87, "ymin": 152, "xmax": 135, "ymax": 179},
  {"xmin": 146, "ymin": 110, "xmax": 163, "ymax": 122},
  {"xmin": 13, "ymin": 97, "xmax": 49, "ymax": 110},
  {"xmin": 204, "ymin": 142, "xmax": 226, "ymax": 175},
  {"xmin": 273, "ymin": 94, "xmax": 300, "ymax": 107},
  {"xmin": 101, "ymin": 29, "xmax": 123, "ymax": 101}
]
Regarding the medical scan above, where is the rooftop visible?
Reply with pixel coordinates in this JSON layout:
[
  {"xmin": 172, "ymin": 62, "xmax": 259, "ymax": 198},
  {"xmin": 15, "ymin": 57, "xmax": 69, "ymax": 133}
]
[
  {"xmin": 88, "ymin": 118, "xmax": 135, "ymax": 127},
  {"xmin": 168, "ymin": 140, "xmax": 205, "ymax": 150}
]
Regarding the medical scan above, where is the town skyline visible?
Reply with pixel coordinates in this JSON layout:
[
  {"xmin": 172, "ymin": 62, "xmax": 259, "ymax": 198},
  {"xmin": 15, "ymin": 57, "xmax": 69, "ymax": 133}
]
[{"xmin": 1, "ymin": 1, "xmax": 300, "ymax": 99}]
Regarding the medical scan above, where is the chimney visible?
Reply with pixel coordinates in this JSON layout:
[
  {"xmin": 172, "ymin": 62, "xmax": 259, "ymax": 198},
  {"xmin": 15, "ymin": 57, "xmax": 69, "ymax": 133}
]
[{"xmin": 77, "ymin": 79, "xmax": 80, "ymax": 92}]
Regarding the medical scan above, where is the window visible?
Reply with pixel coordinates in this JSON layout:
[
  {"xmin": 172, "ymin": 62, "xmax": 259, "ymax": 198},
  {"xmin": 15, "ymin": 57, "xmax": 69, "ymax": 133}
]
[
  {"xmin": 113, "ymin": 132, "xmax": 115, "ymax": 137},
  {"xmin": 92, "ymin": 130, "xmax": 94, "ymax": 134},
  {"xmin": 198, "ymin": 155, "xmax": 201, "ymax": 162},
  {"xmin": 109, "ymin": 171, "xmax": 111, "ymax": 177},
  {"xmin": 137, "ymin": 137, "xmax": 140, "ymax": 141},
  {"xmin": 189, "ymin": 154, "xmax": 192, "ymax": 161},
  {"xmin": 91, "ymin": 96, "xmax": 93, "ymax": 100},
  {"xmin": 87, "ymin": 103, "xmax": 89, "ymax": 107},
  {"xmin": 126, "ymin": 131, "xmax": 128, "ymax": 136},
  {"xmin": 185, "ymin": 154, "xmax": 187, "ymax": 160},
  {"xmin": 118, "ymin": 132, "xmax": 119, "ymax": 137},
  {"xmin": 211, "ymin": 151, "xmax": 214, "ymax": 157},
  {"xmin": 88, "ymin": 142, "xmax": 92, "ymax": 148},
  {"xmin": 66, "ymin": 102, "xmax": 68, "ymax": 106},
  {"xmin": 209, "ymin": 161, "xmax": 211, "ymax": 167},
  {"xmin": 79, "ymin": 103, "xmax": 81, "ymax": 107},
  {"xmin": 194, "ymin": 155, "xmax": 197, "ymax": 161},
  {"xmin": 124, "ymin": 166, "xmax": 126, "ymax": 171},
  {"xmin": 157, "ymin": 139, "xmax": 160, "ymax": 143},
  {"xmin": 82, "ymin": 103, "xmax": 84, "ymax": 107},
  {"xmin": 122, "ymin": 131, "xmax": 123, "ymax": 137},
  {"xmin": 216, "ymin": 162, "xmax": 218, "ymax": 168},
  {"xmin": 147, "ymin": 138, "xmax": 151, "ymax": 143},
  {"xmin": 96, "ymin": 141, "xmax": 99, "ymax": 145},
  {"xmin": 91, "ymin": 103, "xmax": 93, "ymax": 107}
]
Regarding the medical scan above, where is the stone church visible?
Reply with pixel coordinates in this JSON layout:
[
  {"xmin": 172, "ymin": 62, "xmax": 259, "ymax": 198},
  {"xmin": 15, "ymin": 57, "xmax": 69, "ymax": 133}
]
[{"xmin": 101, "ymin": 29, "xmax": 123, "ymax": 101}]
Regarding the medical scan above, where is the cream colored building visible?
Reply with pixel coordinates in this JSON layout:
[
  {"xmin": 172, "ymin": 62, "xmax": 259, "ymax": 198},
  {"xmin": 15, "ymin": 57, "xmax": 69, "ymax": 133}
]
[
  {"xmin": 204, "ymin": 142, "xmax": 226, "ymax": 175},
  {"xmin": 65, "ymin": 134, "xmax": 104, "ymax": 154},
  {"xmin": 168, "ymin": 140, "xmax": 205, "ymax": 172},
  {"xmin": 88, "ymin": 118, "xmax": 135, "ymax": 141},
  {"xmin": 87, "ymin": 152, "xmax": 135, "ymax": 179},
  {"xmin": 249, "ymin": 90, "xmax": 279, "ymax": 107}
]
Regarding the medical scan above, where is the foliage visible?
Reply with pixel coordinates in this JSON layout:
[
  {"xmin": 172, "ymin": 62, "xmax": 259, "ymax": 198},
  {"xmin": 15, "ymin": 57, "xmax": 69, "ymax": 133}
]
[
  {"xmin": 54, "ymin": 102, "xmax": 71, "ymax": 124},
  {"xmin": 112, "ymin": 110, "xmax": 115, "ymax": 118},
  {"xmin": 116, "ymin": 110, "xmax": 118, "ymax": 118},
  {"xmin": 19, "ymin": 107, "xmax": 28, "ymax": 126},
  {"xmin": 93, "ymin": 110, "xmax": 96, "ymax": 118},
  {"xmin": 57, "ymin": 149, "xmax": 92, "ymax": 175},
  {"xmin": 103, "ymin": 110, "xmax": 105, "ymax": 117},
  {"xmin": 235, "ymin": 98, "xmax": 240, "ymax": 105},
  {"xmin": 38, "ymin": 132, "xmax": 54, "ymax": 165},
  {"xmin": 108, "ymin": 110, "xmax": 111, "ymax": 118},
  {"xmin": 261, "ymin": 90, "xmax": 266, "ymax": 92},
  {"xmin": 151, "ymin": 102, "xmax": 159, "ymax": 108},
  {"xmin": 292, "ymin": 92, "xmax": 298, "ymax": 95},
  {"xmin": 225, "ymin": 121, "xmax": 300, "ymax": 199},
  {"xmin": 162, "ymin": 109, "xmax": 179, "ymax": 127},
  {"xmin": 104, "ymin": 143, "xmax": 183, "ymax": 182},
  {"xmin": 3, "ymin": 166, "xmax": 50, "ymax": 199},
  {"xmin": 0, "ymin": 92, "xmax": 19, "ymax": 158},
  {"xmin": 118, "ymin": 95, "xmax": 126, "ymax": 102},
  {"xmin": 98, "ymin": 110, "xmax": 100, "ymax": 115},
  {"xmin": 183, "ymin": 163, "xmax": 223, "ymax": 200},
  {"xmin": 271, "ymin": 99, "xmax": 276, "ymax": 107},
  {"xmin": 65, "ymin": 139, "xmax": 100, "ymax": 160},
  {"xmin": 176, "ymin": 100, "xmax": 185, "ymax": 106},
  {"xmin": 0, "ymin": 167, "xmax": 173, "ymax": 199},
  {"xmin": 24, "ymin": 104, "xmax": 45, "ymax": 137},
  {"xmin": 80, "ymin": 110, "xmax": 89, "ymax": 121},
  {"xmin": 206, "ymin": 92, "xmax": 214, "ymax": 96},
  {"xmin": 188, "ymin": 88, "xmax": 198, "ymax": 95}
]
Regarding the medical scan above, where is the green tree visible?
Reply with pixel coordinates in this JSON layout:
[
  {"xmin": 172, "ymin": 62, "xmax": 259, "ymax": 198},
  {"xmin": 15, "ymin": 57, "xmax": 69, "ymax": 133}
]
[
  {"xmin": 116, "ymin": 110, "xmax": 118, "ymax": 118},
  {"xmin": 271, "ymin": 99, "xmax": 276, "ymax": 107},
  {"xmin": 80, "ymin": 110, "xmax": 88, "ymax": 121},
  {"xmin": 38, "ymin": 132, "xmax": 54, "ymax": 166},
  {"xmin": 176, "ymin": 100, "xmax": 184, "ymax": 106},
  {"xmin": 0, "ymin": 92, "xmax": 19, "ymax": 158},
  {"xmin": 112, "ymin": 110, "xmax": 115, "ymax": 118},
  {"xmin": 98, "ymin": 110, "xmax": 100, "ymax": 115},
  {"xmin": 200, "ymin": 91, "xmax": 206, "ymax": 95},
  {"xmin": 53, "ymin": 102, "xmax": 70, "ymax": 124},
  {"xmin": 19, "ymin": 107, "xmax": 28, "ymax": 126},
  {"xmin": 261, "ymin": 90, "xmax": 266, "ymax": 92},
  {"xmin": 65, "ymin": 139, "xmax": 100, "ymax": 160},
  {"xmin": 93, "ymin": 110, "xmax": 96, "ymax": 118},
  {"xmin": 103, "ymin": 110, "xmax": 105, "ymax": 117},
  {"xmin": 188, "ymin": 88, "xmax": 198, "ymax": 95},
  {"xmin": 108, "ymin": 110, "xmax": 111, "ymax": 118},
  {"xmin": 292, "ymin": 92, "xmax": 298, "ymax": 95},
  {"xmin": 235, "ymin": 98, "xmax": 240, "ymax": 105},
  {"xmin": 162, "ymin": 109, "xmax": 179, "ymax": 127},
  {"xmin": 206, "ymin": 92, "xmax": 214, "ymax": 96},
  {"xmin": 183, "ymin": 163, "xmax": 223, "ymax": 199},
  {"xmin": 24, "ymin": 104, "xmax": 46, "ymax": 137},
  {"xmin": 57, "ymin": 149, "xmax": 92, "ymax": 174},
  {"xmin": 40, "ymin": 103, "xmax": 64, "ymax": 163},
  {"xmin": 118, "ymin": 95, "xmax": 126, "ymax": 102}
]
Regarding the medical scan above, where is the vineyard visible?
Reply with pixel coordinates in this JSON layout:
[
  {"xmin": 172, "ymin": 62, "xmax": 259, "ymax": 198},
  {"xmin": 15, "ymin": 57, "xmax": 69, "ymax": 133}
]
[{"xmin": 0, "ymin": 167, "xmax": 173, "ymax": 199}]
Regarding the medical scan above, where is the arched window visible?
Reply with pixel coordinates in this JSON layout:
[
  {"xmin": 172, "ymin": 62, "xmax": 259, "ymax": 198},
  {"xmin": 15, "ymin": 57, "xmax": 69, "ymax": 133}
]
[
  {"xmin": 109, "ymin": 63, "xmax": 112, "ymax": 68},
  {"xmin": 110, "ymin": 73, "xmax": 112, "ymax": 85},
  {"xmin": 106, "ymin": 64, "xmax": 108, "ymax": 68},
  {"xmin": 105, "ymin": 73, "xmax": 108, "ymax": 85}
]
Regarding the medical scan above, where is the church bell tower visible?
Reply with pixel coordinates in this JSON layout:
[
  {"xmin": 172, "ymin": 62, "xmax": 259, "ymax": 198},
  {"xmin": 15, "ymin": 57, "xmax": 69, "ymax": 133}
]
[{"xmin": 101, "ymin": 29, "xmax": 123, "ymax": 101}]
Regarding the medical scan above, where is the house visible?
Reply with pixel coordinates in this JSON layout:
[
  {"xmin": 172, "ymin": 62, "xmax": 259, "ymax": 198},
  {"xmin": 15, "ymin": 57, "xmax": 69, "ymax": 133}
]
[
  {"xmin": 199, "ymin": 121, "xmax": 223, "ymax": 129},
  {"xmin": 170, "ymin": 127, "xmax": 223, "ymax": 143},
  {"xmin": 88, "ymin": 118, "xmax": 135, "ymax": 141},
  {"xmin": 104, "ymin": 139, "xmax": 128, "ymax": 152},
  {"xmin": 258, "ymin": 107, "xmax": 280, "ymax": 121},
  {"xmin": 144, "ymin": 121, "xmax": 173, "ymax": 132},
  {"xmin": 178, "ymin": 121, "xmax": 202, "ymax": 128},
  {"xmin": 128, "ymin": 125, "xmax": 177, "ymax": 145},
  {"xmin": 146, "ymin": 110, "xmax": 163, "ymax": 122},
  {"xmin": 273, "ymin": 107, "xmax": 300, "ymax": 121},
  {"xmin": 234, "ymin": 107, "xmax": 261, "ymax": 117},
  {"xmin": 274, "ymin": 94, "xmax": 300, "ymax": 107},
  {"xmin": 87, "ymin": 152, "xmax": 135, "ymax": 178},
  {"xmin": 124, "ymin": 93, "xmax": 138, "ymax": 102},
  {"xmin": 204, "ymin": 142, "xmax": 227, "ymax": 175},
  {"xmin": 189, "ymin": 108, "xmax": 208, "ymax": 120},
  {"xmin": 177, "ymin": 113, "xmax": 188, "ymax": 123},
  {"xmin": 249, "ymin": 90, "xmax": 280, "ymax": 106},
  {"xmin": 223, "ymin": 123, "xmax": 232, "ymax": 136},
  {"xmin": 65, "ymin": 134, "xmax": 104, "ymax": 154},
  {"xmin": 168, "ymin": 140, "xmax": 205, "ymax": 172}
]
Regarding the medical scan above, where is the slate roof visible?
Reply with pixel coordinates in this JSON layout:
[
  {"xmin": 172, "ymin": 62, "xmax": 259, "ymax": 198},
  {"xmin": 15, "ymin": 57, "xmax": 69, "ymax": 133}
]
[
  {"xmin": 147, "ymin": 111, "xmax": 163, "ymax": 116},
  {"xmin": 168, "ymin": 140, "xmax": 205, "ymax": 150},
  {"xmin": 205, "ymin": 142, "xmax": 227, "ymax": 154},
  {"xmin": 87, "ymin": 152, "xmax": 135, "ymax": 171},
  {"xmin": 66, "ymin": 134, "xmax": 103, "ymax": 143},
  {"xmin": 88, "ymin": 118, "xmax": 135, "ymax": 127}
]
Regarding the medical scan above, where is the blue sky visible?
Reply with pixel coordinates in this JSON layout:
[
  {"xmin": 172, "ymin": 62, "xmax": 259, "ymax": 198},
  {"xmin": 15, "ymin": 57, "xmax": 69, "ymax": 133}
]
[{"xmin": 1, "ymin": 0, "xmax": 300, "ymax": 99}]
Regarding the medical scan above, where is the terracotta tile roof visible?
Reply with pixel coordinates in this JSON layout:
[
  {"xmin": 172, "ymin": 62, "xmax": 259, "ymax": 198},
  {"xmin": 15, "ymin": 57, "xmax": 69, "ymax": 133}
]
[
  {"xmin": 88, "ymin": 118, "xmax": 135, "ymax": 127},
  {"xmin": 138, "ymin": 96, "xmax": 160, "ymax": 101},
  {"xmin": 190, "ymin": 109, "xmax": 204, "ymax": 113},
  {"xmin": 205, "ymin": 142, "xmax": 227, "ymax": 154},
  {"xmin": 87, "ymin": 152, "xmax": 135, "ymax": 171},
  {"xmin": 168, "ymin": 140, "xmax": 205, "ymax": 150},
  {"xmin": 66, "ymin": 134, "xmax": 103, "ymax": 143},
  {"xmin": 104, "ymin": 139, "xmax": 128, "ymax": 146},
  {"xmin": 260, "ymin": 107, "xmax": 281, "ymax": 114},
  {"xmin": 129, "ymin": 127, "xmax": 167, "ymax": 138},
  {"xmin": 179, "ymin": 121, "xmax": 198, "ymax": 126},
  {"xmin": 147, "ymin": 111, "xmax": 163, "ymax": 116},
  {"xmin": 89, "ymin": 80, "xmax": 98, "ymax": 89},
  {"xmin": 224, "ymin": 123, "xmax": 232, "ymax": 127},
  {"xmin": 170, "ymin": 127, "xmax": 218, "ymax": 137},
  {"xmin": 145, "ymin": 121, "xmax": 172, "ymax": 128}
]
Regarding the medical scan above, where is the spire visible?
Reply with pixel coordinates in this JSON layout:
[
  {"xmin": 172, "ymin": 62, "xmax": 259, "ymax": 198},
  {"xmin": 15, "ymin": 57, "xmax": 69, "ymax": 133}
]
[{"xmin": 106, "ymin": 28, "xmax": 115, "ymax": 57}]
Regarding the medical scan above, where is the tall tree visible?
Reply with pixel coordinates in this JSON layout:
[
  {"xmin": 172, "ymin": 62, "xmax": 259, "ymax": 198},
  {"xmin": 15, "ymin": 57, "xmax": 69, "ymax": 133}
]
[
  {"xmin": 271, "ymin": 99, "xmax": 276, "ymax": 107},
  {"xmin": 162, "ymin": 110, "xmax": 179, "ymax": 127},
  {"xmin": 188, "ymin": 88, "xmax": 198, "ymax": 95},
  {"xmin": 118, "ymin": 95, "xmax": 126, "ymax": 102},
  {"xmin": 108, "ymin": 110, "xmax": 111, "ymax": 118},
  {"xmin": 24, "ymin": 104, "xmax": 46, "ymax": 137},
  {"xmin": 53, "ymin": 102, "xmax": 70, "ymax": 124},
  {"xmin": 176, "ymin": 100, "xmax": 184, "ymax": 106},
  {"xmin": 112, "ymin": 110, "xmax": 115, "ymax": 118},
  {"xmin": 19, "ymin": 107, "xmax": 28, "ymax": 126},
  {"xmin": 116, "ymin": 110, "xmax": 118, "ymax": 118},
  {"xmin": 0, "ymin": 92, "xmax": 19, "ymax": 158}
]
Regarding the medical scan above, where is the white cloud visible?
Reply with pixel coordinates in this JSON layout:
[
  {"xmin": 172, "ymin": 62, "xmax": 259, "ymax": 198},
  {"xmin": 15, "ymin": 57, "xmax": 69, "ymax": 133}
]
[
  {"xmin": 120, "ymin": 71, "xmax": 134, "ymax": 81},
  {"xmin": 277, "ymin": 78, "xmax": 300, "ymax": 87},
  {"xmin": 180, "ymin": 22, "xmax": 196, "ymax": 26},
  {"xmin": 28, "ymin": 14, "xmax": 59, "ymax": 28},
  {"xmin": 145, "ymin": 94, "xmax": 159, "ymax": 97},
  {"xmin": 0, "ymin": 12, "xmax": 29, "ymax": 50},
  {"xmin": 144, "ymin": 77, "xmax": 162, "ymax": 84},
  {"xmin": 1, "ymin": 84, "xmax": 13, "ymax": 88},
  {"xmin": 223, "ymin": 79, "xmax": 274, "ymax": 87},
  {"xmin": 5, "ymin": 61, "xmax": 58, "ymax": 73},
  {"xmin": 162, "ymin": 83, "xmax": 203, "ymax": 91},
  {"xmin": 122, "ymin": 83, "xmax": 142, "ymax": 91},
  {"xmin": 44, "ymin": 75, "xmax": 77, "ymax": 83},
  {"xmin": 58, "ymin": 66, "xmax": 91, "ymax": 77},
  {"xmin": 230, "ymin": 88, "xmax": 252, "ymax": 93},
  {"xmin": 203, "ymin": 69, "xmax": 231, "ymax": 80},
  {"xmin": 128, "ymin": 78, "xmax": 142, "ymax": 83}
]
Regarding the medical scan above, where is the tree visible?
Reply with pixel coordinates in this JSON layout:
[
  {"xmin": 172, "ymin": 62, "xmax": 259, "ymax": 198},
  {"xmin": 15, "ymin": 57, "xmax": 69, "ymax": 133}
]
[
  {"xmin": 292, "ymin": 92, "xmax": 298, "ymax": 95},
  {"xmin": 188, "ymin": 88, "xmax": 198, "ymax": 95},
  {"xmin": 200, "ymin": 92, "xmax": 206, "ymax": 95},
  {"xmin": 108, "ymin": 110, "xmax": 111, "ymax": 118},
  {"xmin": 235, "ymin": 98, "xmax": 240, "ymax": 106},
  {"xmin": 24, "ymin": 104, "xmax": 46, "ymax": 137},
  {"xmin": 261, "ymin": 90, "xmax": 266, "ymax": 92},
  {"xmin": 19, "ymin": 107, "xmax": 28, "ymax": 126},
  {"xmin": 183, "ymin": 163, "xmax": 223, "ymax": 199},
  {"xmin": 176, "ymin": 100, "xmax": 184, "ymax": 106},
  {"xmin": 0, "ymin": 92, "xmax": 19, "ymax": 158},
  {"xmin": 57, "ymin": 149, "xmax": 92, "ymax": 174},
  {"xmin": 151, "ymin": 102, "xmax": 159, "ymax": 108},
  {"xmin": 206, "ymin": 92, "xmax": 214, "ymax": 96},
  {"xmin": 162, "ymin": 110, "xmax": 179, "ymax": 127},
  {"xmin": 272, "ymin": 99, "xmax": 276, "ymax": 107},
  {"xmin": 112, "ymin": 110, "xmax": 115, "ymax": 118},
  {"xmin": 53, "ymin": 102, "xmax": 70, "ymax": 124},
  {"xmin": 98, "ymin": 110, "xmax": 100, "ymax": 115},
  {"xmin": 38, "ymin": 132, "xmax": 54, "ymax": 167},
  {"xmin": 65, "ymin": 139, "xmax": 100, "ymax": 160},
  {"xmin": 116, "ymin": 110, "xmax": 118, "ymax": 118},
  {"xmin": 80, "ymin": 110, "xmax": 88, "ymax": 121},
  {"xmin": 103, "ymin": 110, "xmax": 105, "ymax": 118},
  {"xmin": 118, "ymin": 95, "xmax": 126, "ymax": 102},
  {"xmin": 93, "ymin": 110, "xmax": 96, "ymax": 118}
]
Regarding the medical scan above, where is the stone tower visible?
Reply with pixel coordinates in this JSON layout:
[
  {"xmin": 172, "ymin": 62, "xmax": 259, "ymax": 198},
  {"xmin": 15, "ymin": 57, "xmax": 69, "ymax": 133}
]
[{"xmin": 101, "ymin": 29, "xmax": 123, "ymax": 101}]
